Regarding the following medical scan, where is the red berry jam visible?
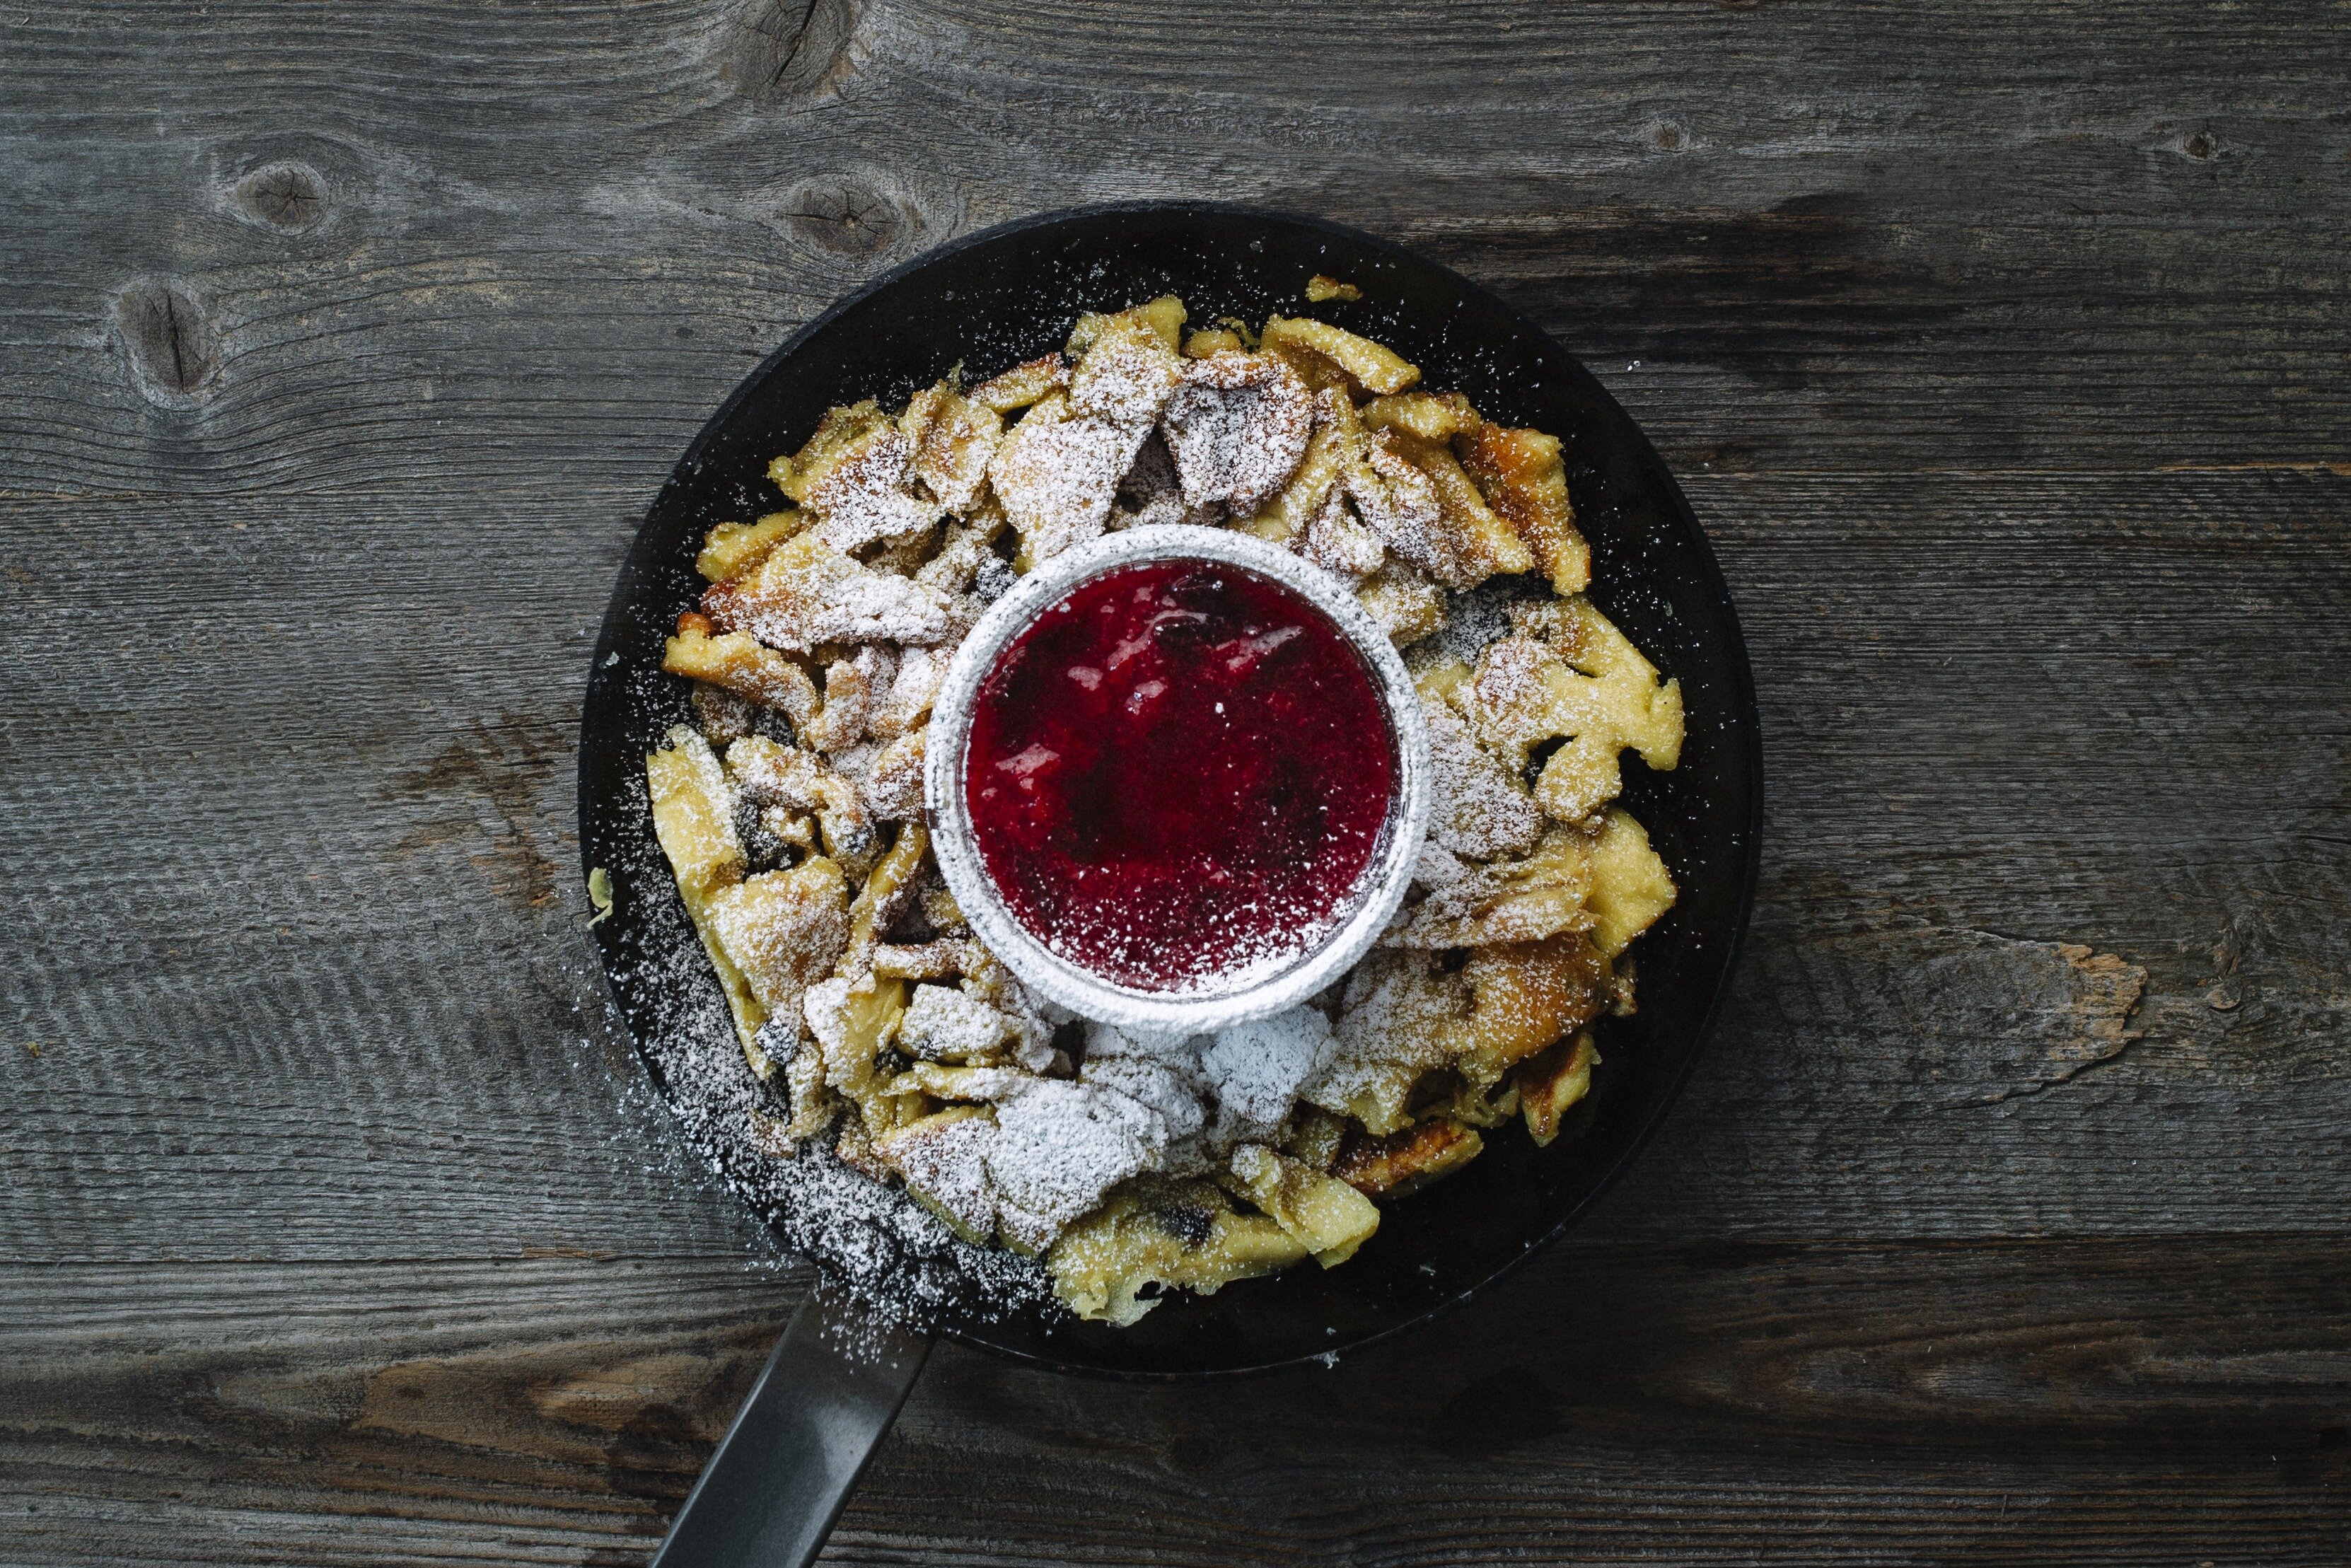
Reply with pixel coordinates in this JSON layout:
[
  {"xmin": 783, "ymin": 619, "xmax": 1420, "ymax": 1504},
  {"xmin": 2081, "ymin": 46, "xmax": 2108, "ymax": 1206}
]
[{"xmin": 964, "ymin": 559, "xmax": 1396, "ymax": 993}]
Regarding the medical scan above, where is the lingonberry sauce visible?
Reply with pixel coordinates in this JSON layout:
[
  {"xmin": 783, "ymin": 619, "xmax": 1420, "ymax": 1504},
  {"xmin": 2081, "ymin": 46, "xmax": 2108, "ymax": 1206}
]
[{"xmin": 964, "ymin": 560, "xmax": 1395, "ymax": 993}]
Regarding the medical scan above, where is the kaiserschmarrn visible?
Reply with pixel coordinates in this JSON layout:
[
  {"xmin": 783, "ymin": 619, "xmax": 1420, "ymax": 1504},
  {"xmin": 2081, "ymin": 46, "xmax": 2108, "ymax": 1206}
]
[{"xmin": 644, "ymin": 293, "xmax": 1683, "ymax": 1324}]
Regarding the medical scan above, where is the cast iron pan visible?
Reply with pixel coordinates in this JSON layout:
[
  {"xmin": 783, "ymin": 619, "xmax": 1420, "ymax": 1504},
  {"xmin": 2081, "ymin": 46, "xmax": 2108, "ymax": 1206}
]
[{"xmin": 577, "ymin": 202, "xmax": 1762, "ymax": 1566}]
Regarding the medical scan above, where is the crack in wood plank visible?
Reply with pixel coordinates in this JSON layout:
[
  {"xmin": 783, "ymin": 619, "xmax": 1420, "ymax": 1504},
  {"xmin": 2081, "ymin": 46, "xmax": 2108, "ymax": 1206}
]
[{"xmin": 1951, "ymin": 942, "xmax": 2147, "ymax": 1108}]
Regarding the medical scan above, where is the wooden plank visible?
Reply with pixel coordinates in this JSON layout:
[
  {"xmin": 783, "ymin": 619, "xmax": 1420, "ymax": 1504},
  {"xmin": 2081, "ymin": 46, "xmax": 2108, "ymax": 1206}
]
[
  {"xmin": 6, "ymin": 472, "xmax": 2345, "ymax": 1258},
  {"xmin": 2, "ymin": 2, "xmax": 2347, "ymax": 494},
  {"xmin": 4, "ymin": 1238, "xmax": 2345, "ymax": 1566}
]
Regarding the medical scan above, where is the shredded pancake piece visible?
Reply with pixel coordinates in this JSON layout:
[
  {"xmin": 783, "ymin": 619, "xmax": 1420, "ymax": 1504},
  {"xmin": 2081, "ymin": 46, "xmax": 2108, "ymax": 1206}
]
[
  {"xmin": 986, "ymin": 393, "xmax": 1151, "ymax": 566},
  {"xmin": 710, "ymin": 533, "xmax": 959, "ymax": 651},
  {"xmin": 1159, "ymin": 350, "xmax": 1316, "ymax": 516},
  {"xmin": 806, "ymin": 426, "xmax": 946, "ymax": 551}
]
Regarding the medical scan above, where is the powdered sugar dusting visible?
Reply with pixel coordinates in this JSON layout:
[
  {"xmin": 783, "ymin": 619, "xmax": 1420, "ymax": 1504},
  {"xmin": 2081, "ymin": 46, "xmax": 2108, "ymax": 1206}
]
[
  {"xmin": 599, "ymin": 883, "xmax": 1055, "ymax": 1326},
  {"xmin": 899, "ymin": 982, "xmax": 1011, "ymax": 1060},
  {"xmin": 987, "ymin": 1079, "xmax": 1161, "ymax": 1251},
  {"xmin": 605, "ymin": 279, "xmax": 1678, "ymax": 1331},
  {"xmin": 808, "ymin": 426, "xmax": 946, "ymax": 552},
  {"xmin": 1068, "ymin": 320, "xmax": 1184, "ymax": 426},
  {"xmin": 1349, "ymin": 429, "xmax": 1457, "ymax": 583},
  {"xmin": 986, "ymin": 402, "xmax": 1149, "ymax": 564},
  {"xmin": 720, "ymin": 536, "xmax": 960, "ymax": 651},
  {"xmin": 1160, "ymin": 351, "xmax": 1315, "ymax": 515},
  {"xmin": 1424, "ymin": 698, "xmax": 1545, "ymax": 860},
  {"xmin": 1198, "ymin": 1007, "xmax": 1338, "ymax": 1146}
]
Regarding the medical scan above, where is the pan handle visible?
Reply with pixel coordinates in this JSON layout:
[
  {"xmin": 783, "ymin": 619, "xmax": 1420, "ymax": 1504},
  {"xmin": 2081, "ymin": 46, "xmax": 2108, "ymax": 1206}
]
[{"xmin": 650, "ymin": 1291, "xmax": 934, "ymax": 1568}]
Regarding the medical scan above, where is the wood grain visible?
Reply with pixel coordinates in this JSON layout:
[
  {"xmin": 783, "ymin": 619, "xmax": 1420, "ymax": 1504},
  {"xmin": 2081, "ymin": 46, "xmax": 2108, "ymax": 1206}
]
[
  {"xmin": 6, "ymin": 1239, "xmax": 2347, "ymax": 1566},
  {"xmin": 4, "ymin": 1, "xmax": 2348, "ymax": 495},
  {"xmin": 3, "ymin": 0, "xmax": 2347, "ymax": 1562}
]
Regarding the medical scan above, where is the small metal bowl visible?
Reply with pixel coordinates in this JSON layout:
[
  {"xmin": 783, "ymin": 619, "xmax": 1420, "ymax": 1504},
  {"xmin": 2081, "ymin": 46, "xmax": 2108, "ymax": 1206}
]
[{"xmin": 924, "ymin": 523, "xmax": 1432, "ymax": 1036}]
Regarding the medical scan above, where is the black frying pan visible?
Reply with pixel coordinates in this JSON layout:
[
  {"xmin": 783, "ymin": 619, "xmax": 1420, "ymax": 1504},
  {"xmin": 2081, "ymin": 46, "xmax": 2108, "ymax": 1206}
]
[{"xmin": 577, "ymin": 203, "xmax": 1763, "ymax": 1565}]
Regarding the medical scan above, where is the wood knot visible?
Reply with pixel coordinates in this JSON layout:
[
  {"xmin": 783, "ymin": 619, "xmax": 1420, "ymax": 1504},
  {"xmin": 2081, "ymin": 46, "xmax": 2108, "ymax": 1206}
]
[
  {"xmin": 2179, "ymin": 129, "xmax": 2219, "ymax": 161},
  {"xmin": 114, "ymin": 279, "xmax": 219, "ymax": 405},
  {"xmin": 721, "ymin": 0, "xmax": 854, "ymax": 103},
  {"xmin": 782, "ymin": 180, "xmax": 902, "ymax": 256},
  {"xmin": 233, "ymin": 161, "xmax": 329, "ymax": 232},
  {"xmin": 1649, "ymin": 120, "xmax": 1686, "ymax": 153}
]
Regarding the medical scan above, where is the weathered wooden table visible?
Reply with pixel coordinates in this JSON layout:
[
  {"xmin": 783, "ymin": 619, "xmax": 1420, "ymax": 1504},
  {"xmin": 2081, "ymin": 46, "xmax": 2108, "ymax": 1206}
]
[{"xmin": 6, "ymin": 3, "xmax": 2347, "ymax": 1563}]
